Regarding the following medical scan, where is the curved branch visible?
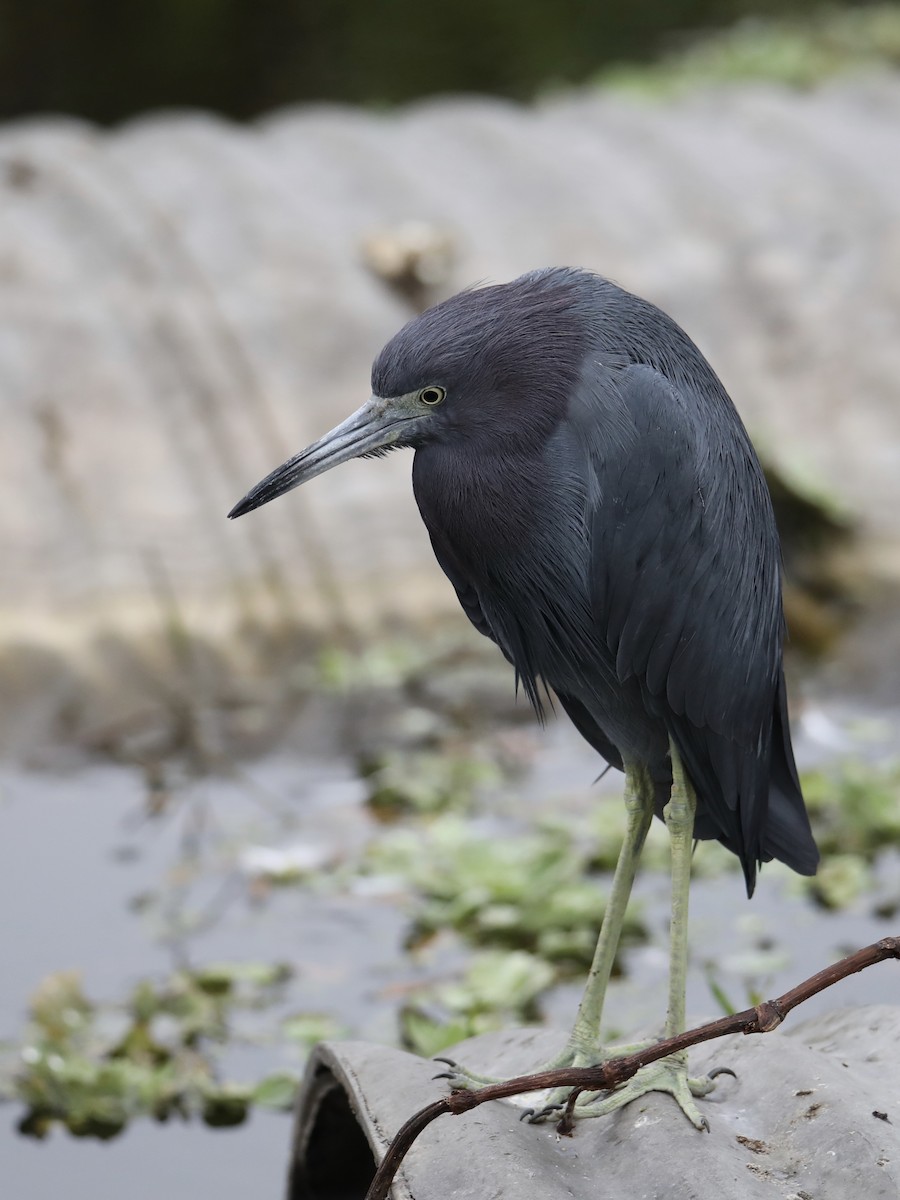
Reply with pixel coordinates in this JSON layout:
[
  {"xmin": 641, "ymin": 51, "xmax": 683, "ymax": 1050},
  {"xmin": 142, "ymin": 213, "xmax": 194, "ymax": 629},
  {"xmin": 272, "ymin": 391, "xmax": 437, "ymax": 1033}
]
[{"xmin": 364, "ymin": 936, "xmax": 899, "ymax": 1200}]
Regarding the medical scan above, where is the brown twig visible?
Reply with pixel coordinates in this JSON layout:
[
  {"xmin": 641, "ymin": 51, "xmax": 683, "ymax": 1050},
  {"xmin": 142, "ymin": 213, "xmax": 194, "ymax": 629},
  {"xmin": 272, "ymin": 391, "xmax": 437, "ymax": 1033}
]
[{"xmin": 364, "ymin": 936, "xmax": 899, "ymax": 1200}]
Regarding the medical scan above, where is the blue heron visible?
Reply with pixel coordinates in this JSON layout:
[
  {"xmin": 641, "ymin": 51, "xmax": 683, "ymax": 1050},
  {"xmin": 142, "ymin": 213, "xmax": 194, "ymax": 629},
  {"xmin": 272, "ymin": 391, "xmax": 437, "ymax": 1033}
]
[{"xmin": 229, "ymin": 268, "xmax": 818, "ymax": 1128}]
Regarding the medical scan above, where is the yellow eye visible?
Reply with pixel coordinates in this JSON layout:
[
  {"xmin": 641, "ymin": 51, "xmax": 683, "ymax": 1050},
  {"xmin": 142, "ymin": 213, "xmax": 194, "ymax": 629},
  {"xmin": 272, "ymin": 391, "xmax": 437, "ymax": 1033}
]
[{"xmin": 418, "ymin": 386, "xmax": 446, "ymax": 406}]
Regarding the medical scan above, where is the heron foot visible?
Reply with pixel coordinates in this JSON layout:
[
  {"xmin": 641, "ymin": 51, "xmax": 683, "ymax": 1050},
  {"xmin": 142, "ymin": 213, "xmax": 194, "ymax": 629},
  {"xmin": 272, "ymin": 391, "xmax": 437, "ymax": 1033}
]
[
  {"xmin": 431, "ymin": 1038, "xmax": 654, "ymax": 1096},
  {"xmin": 431, "ymin": 1056, "xmax": 505, "ymax": 1089},
  {"xmin": 531, "ymin": 1052, "xmax": 719, "ymax": 1132}
]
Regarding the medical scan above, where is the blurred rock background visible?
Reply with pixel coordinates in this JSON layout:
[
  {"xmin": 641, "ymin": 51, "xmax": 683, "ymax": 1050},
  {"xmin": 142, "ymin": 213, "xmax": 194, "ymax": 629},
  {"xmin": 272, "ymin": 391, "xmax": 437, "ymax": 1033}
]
[{"xmin": 3, "ymin": 4, "xmax": 900, "ymax": 762}]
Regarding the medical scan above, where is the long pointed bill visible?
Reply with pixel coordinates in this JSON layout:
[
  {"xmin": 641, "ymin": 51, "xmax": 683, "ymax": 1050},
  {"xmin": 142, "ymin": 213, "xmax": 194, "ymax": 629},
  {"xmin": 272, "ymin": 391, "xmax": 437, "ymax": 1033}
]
[{"xmin": 228, "ymin": 396, "xmax": 417, "ymax": 518}]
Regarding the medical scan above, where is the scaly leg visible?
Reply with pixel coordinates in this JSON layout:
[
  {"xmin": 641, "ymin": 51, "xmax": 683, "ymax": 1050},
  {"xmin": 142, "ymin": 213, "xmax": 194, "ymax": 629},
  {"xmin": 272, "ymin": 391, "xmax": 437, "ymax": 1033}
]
[
  {"xmin": 559, "ymin": 740, "xmax": 718, "ymax": 1129},
  {"xmin": 561, "ymin": 759, "xmax": 655, "ymax": 1059},
  {"xmin": 435, "ymin": 762, "xmax": 655, "ymax": 1091}
]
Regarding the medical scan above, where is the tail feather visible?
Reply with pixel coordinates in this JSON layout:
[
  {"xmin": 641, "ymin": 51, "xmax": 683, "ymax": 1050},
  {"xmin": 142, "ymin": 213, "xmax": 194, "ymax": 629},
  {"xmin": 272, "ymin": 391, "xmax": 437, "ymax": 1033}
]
[
  {"xmin": 675, "ymin": 671, "xmax": 818, "ymax": 894},
  {"xmin": 763, "ymin": 780, "xmax": 819, "ymax": 876},
  {"xmin": 763, "ymin": 673, "xmax": 818, "ymax": 876}
]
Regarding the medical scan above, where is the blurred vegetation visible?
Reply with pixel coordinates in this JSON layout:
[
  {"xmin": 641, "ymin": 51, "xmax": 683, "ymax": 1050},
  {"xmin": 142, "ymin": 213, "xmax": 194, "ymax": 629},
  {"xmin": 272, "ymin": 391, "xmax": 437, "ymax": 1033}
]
[
  {"xmin": 2, "ymin": 629, "xmax": 899, "ymax": 1139},
  {"xmin": 802, "ymin": 760, "xmax": 900, "ymax": 859},
  {"xmin": 598, "ymin": 3, "xmax": 900, "ymax": 92},
  {"xmin": 360, "ymin": 750, "xmax": 503, "ymax": 818},
  {"xmin": 400, "ymin": 950, "xmax": 557, "ymax": 1056},
  {"xmin": 5, "ymin": 742, "xmax": 898, "ymax": 1136},
  {"xmin": 0, "ymin": 964, "xmax": 339, "ymax": 1140},
  {"xmin": 801, "ymin": 760, "xmax": 900, "ymax": 907},
  {"xmin": 366, "ymin": 816, "xmax": 648, "ymax": 970},
  {"xmin": 0, "ymin": 2, "xmax": 896, "ymax": 123}
]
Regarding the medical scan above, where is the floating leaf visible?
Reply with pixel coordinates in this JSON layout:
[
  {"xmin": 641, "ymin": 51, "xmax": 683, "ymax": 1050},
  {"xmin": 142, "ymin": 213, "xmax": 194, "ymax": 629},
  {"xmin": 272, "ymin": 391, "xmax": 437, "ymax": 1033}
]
[
  {"xmin": 201, "ymin": 1087, "xmax": 250, "ymax": 1128},
  {"xmin": 369, "ymin": 815, "xmax": 645, "ymax": 969},
  {"xmin": 280, "ymin": 1013, "xmax": 345, "ymax": 1047},
  {"xmin": 400, "ymin": 949, "xmax": 556, "ymax": 1056},
  {"xmin": 362, "ymin": 750, "xmax": 500, "ymax": 817},
  {"xmin": 28, "ymin": 972, "xmax": 92, "ymax": 1042},
  {"xmin": 252, "ymin": 1073, "xmax": 299, "ymax": 1111},
  {"xmin": 7, "ymin": 959, "xmax": 302, "ymax": 1140},
  {"xmin": 808, "ymin": 854, "xmax": 871, "ymax": 910},
  {"xmin": 400, "ymin": 1010, "xmax": 473, "ymax": 1058},
  {"xmin": 192, "ymin": 962, "xmax": 293, "ymax": 995}
]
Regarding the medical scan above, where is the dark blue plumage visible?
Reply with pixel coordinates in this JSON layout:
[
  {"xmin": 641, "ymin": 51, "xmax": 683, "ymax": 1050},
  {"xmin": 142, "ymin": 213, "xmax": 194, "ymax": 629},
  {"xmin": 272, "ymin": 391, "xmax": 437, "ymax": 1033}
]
[
  {"xmin": 374, "ymin": 268, "xmax": 817, "ymax": 893},
  {"xmin": 229, "ymin": 266, "xmax": 819, "ymax": 1127}
]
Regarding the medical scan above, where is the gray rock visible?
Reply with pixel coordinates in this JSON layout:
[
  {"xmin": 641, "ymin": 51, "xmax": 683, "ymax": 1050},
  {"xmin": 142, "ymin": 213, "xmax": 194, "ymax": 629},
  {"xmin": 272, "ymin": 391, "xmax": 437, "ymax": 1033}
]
[
  {"xmin": 3, "ymin": 78, "xmax": 900, "ymax": 641},
  {"xmin": 5, "ymin": 80, "xmax": 900, "ymax": 741},
  {"xmin": 288, "ymin": 1006, "xmax": 900, "ymax": 1198}
]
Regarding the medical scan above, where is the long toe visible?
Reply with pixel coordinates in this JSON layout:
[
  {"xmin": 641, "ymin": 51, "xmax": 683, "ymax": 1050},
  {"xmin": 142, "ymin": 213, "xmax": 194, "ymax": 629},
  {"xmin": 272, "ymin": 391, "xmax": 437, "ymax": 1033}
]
[
  {"xmin": 564, "ymin": 1053, "xmax": 718, "ymax": 1131},
  {"xmin": 430, "ymin": 1040, "xmax": 597, "ymax": 1098},
  {"xmin": 524, "ymin": 1102, "xmax": 564, "ymax": 1123},
  {"xmin": 431, "ymin": 1058, "xmax": 507, "ymax": 1090},
  {"xmin": 432, "ymin": 1038, "xmax": 658, "ymax": 1107}
]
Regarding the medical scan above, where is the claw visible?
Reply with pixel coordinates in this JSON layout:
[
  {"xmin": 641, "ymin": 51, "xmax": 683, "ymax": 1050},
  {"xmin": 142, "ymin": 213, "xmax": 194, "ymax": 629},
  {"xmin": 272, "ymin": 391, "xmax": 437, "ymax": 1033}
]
[
  {"xmin": 432, "ymin": 1056, "xmax": 458, "ymax": 1068},
  {"xmin": 432, "ymin": 1071, "xmax": 457, "ymax": 1081},
  {"xmin": 708, "ymin": 1066, "xmax": 737, "ymax": 1081},
  {"xmin": 526, "ymin": 1103, "xmax": 563, "ymax": 1124}
]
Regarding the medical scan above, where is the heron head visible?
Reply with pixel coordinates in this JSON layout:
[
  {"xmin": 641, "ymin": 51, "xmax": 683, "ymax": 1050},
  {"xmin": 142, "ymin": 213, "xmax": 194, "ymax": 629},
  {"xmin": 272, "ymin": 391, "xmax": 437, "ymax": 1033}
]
[{"xmin": 228, "ymin": 268, "xmax": 590, "ymax": 518}]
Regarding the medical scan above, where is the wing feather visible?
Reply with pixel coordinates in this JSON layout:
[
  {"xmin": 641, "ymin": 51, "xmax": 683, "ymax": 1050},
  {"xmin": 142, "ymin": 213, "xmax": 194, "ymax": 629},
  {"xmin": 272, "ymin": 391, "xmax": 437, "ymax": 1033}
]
[{"xmin": 573, "ymin": 362, "xmax": 783, "ymax": 880}]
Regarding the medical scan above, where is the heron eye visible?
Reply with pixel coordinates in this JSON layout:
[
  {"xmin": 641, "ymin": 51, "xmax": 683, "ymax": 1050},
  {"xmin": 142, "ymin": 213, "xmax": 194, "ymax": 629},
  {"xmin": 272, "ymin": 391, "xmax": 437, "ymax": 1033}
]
[{"xmin": 418, "ymin": 386, "xmax": 446, "ymax": 406}]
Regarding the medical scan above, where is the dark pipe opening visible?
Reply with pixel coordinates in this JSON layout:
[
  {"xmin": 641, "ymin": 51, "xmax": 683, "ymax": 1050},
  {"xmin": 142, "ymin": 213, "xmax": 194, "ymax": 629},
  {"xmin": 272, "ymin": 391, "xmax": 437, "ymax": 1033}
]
[{"xmin": 288, "ymin": 1068, "xmax": 378, "ymax": 1200}]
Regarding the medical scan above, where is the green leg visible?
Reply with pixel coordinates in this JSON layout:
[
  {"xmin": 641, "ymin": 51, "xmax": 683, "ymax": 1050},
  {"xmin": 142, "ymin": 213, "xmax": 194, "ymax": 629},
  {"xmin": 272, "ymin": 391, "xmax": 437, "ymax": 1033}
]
[
  {"xmin": 663, "ymin": 741, "xmax": 694, "ymax": 1039},
  {"xmin": 435, "ymin": 763, "xmax": 655, "ymax": 1091},
  {"xmin": 565, "ymin": 761, "xmax": 654, "ymax": 1058},
  {"xmin": 437, "ymin": 746, "xmax": 720, "ymax": 1130},
  {"xmin": 564, "ymin": 741, "xmax": 717, "ymax": 1129}
]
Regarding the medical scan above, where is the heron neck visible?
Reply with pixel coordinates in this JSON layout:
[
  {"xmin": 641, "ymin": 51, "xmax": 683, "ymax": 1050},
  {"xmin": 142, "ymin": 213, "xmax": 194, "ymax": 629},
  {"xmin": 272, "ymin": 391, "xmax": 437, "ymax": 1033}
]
[{"xmin": 412, "ymin": 437, "xmax": 586, "ymax": 580}]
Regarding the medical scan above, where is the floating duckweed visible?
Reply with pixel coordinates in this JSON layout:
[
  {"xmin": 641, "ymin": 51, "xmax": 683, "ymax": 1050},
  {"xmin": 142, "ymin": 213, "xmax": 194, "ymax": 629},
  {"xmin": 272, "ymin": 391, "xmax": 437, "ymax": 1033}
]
[
  {"xmin": 802, "ymin": 761, "xmax": 900, "ymax": 860},
  {"xmin": 400, "ymin": 949, "xmax": 556, "ymax": 1056},
  {"xmin": 367, "ymin": 815, "xmax": 646, "ymax": 970},
  {"xmin": 361, "ymin": 748, "xmax": 502, "ymax": 817},
  {"xmin": 4, "ymin": 965, "xmax": 309, "ymax": 1140}
]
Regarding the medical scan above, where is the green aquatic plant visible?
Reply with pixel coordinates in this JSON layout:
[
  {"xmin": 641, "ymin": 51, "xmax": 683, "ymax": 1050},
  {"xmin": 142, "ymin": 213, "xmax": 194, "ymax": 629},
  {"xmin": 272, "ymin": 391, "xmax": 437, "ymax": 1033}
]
[
  {"xmin": 366, "ymin": 815, "xmax": 647, "ymax": 971},
  {"xmin": 597, "ymin": 6, "xmax": 900, "ymax": 96},
  {"xmin": 360, "ymin": 748, "xmax": 502, "ymax": 817},
  {"xmin": 802, "ymin": 760, "xmax": 900, "ymax": 859},
  {"xmin": 400, "ymin": 950, "xmax": 556, "ymax": 1057},
  {"xmin": 2, "ymin": 963, "xmax": 312, "ymax": 1140},
  {"xmin": 807, "ymin": 852, "xmax": 873, "ymax": 911}
]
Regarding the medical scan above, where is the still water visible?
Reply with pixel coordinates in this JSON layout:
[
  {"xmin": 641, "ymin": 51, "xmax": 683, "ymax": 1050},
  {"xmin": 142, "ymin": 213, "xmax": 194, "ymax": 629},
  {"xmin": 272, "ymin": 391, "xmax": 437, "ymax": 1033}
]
[{"xmin": 1, "ymin": 703, "xmax": 897, "ymax": 1199}]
